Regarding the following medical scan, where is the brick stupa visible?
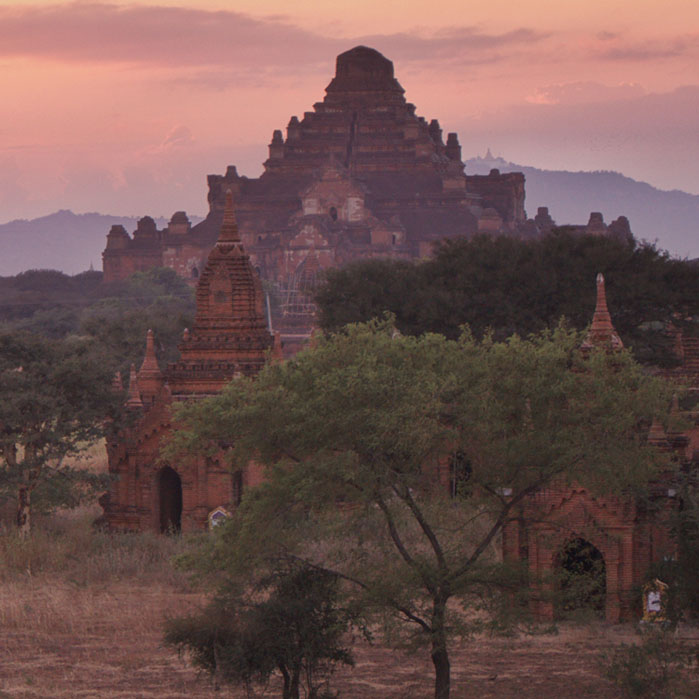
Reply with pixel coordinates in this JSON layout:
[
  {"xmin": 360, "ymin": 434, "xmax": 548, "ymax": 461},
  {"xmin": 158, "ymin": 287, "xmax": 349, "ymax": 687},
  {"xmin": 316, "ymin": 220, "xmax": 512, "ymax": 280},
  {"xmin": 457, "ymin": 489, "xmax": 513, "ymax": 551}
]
[
  {"xmin": 167, "ymin": 190, "xmax": 273, "ymax": 396},
  {"xmin": 581, "ymin": 273, "xmax": 624, "ymax": 352},
  {"xmin": 102, "ymin": 192, "xmax": 272, "ymax": 532}
]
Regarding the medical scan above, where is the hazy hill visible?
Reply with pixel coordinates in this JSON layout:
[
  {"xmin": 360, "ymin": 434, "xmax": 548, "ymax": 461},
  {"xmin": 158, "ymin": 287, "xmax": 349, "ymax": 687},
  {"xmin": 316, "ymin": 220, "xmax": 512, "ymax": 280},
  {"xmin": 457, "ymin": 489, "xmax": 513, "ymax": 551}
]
[
  {"xmin": 1, "ymin": 165, "xmax": 697, "ymax": 276},
  {"xmin": 0, "ymin": 210, "xmax": 202, "ymax": 276},
  {"xmin": 466, "ymin": 156, "xmax": 699, "ymax": 259}
]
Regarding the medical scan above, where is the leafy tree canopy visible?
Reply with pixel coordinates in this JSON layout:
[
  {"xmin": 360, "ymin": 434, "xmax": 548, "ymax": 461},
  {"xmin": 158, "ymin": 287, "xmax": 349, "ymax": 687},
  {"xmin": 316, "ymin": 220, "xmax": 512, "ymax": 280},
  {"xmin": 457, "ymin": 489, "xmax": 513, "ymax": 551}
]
[
  {"xmin": 81, "ymin": 267, "xmax": 195, "ymax": 372},
  {"xmin": 169, "ymin": 320, "xmax": 673, "ymax": 698},
  {"xmin": 165, "ymin": 562, "xmax": 357, "ymax": 698},
  {"xmin": 0, "ymin": 267, "xmax": 195, "ymax": 375},
  {"xmin": 0, "ymin": 332, "xmax": 122, "ymax": 532},
  {"xmin": 315, "ymin": 231, "xmax": 699, "ymax": 366}
]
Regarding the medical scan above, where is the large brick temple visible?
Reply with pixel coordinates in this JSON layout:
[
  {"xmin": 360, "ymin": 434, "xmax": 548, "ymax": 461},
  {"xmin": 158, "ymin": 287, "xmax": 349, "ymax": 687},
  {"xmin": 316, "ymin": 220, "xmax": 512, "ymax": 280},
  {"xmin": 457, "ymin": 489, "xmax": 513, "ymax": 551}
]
[
  {"xmin": 102, "ymin": 46, "xmax": 535, "ymax": 350},
  {"xmin": 101, "ymin": 193, "xmax": 276, "ymax": 532},
  {"xmin": 100, "ymin": 46, "xmax": 698, "ymax": 621},
  {"xmin": 103, "ymin": 231, "xmax": 699, "ymax": 621}
]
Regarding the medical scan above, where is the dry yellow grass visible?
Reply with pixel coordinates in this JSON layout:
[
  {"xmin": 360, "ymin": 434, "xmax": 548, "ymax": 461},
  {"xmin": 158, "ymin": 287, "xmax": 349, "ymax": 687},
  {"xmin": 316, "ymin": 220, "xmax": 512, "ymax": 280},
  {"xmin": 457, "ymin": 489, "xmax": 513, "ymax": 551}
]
[{"xmin": 1, "ymin": 509, "xmax": 697, "ymax": 698}]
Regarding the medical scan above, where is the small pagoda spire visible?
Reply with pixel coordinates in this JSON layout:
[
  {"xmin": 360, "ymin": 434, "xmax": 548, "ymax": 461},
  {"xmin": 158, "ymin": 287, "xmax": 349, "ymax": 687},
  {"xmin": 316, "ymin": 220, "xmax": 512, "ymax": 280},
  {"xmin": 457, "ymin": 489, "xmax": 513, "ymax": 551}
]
[
  {"xmin": 523, "ymin": 397, "xmax": 533, "ymax": 431},
  {"xmin": 671, "ymin": 393, "xmax": 680, "ymax": 415},
  {"xmin": 581, "ymin": 273, "xmax": 624, "ymax": 351},
  {"xmin": 138, "ymin": 329, "xmax": 164, "ymax": 400},
  {"xmin": 126, "ymin": 364, "xmax": 143, "ymax": 409},
  {"xmin": 667, "ymin": 393, "xmax": 683, "ymax": 436},
  {"xmin": 159, "ymin": 381, "xmax": 173, "ymax": 404},
  {"xmin": 139, "ymin": 329, "xmax": 159, "ymax": 374},
  {"xmin": 218, "ymin": 189, "xmax": 241, "ymax": 245}
]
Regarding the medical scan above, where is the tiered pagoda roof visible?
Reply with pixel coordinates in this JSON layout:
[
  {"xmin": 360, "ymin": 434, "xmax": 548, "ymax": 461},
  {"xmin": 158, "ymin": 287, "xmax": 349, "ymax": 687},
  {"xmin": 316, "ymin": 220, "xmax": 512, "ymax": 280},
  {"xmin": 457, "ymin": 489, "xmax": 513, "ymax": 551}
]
[{"xmin": 166, "ymin": 191, "xmax": 273, "ymax": 396}]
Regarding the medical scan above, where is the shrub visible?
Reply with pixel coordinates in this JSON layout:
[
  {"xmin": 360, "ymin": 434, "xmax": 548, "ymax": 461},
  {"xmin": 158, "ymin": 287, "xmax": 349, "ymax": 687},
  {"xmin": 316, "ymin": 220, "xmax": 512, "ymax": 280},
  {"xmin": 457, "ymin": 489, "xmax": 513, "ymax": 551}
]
[{"xmin": 603, "ymin": 628, "xmax": 698, "ymax": 698}]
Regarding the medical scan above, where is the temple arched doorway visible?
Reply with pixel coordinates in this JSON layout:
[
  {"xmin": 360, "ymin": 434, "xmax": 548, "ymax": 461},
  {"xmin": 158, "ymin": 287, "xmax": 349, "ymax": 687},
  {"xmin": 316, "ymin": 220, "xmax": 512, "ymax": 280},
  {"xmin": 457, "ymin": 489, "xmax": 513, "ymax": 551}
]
[
  {"xmin": 555, "ymin": 537, "xmax": 606, "ymax": 619},
  {"xmin": 158, "ymin": 466, "xmax": 182, "ymax": 533}
]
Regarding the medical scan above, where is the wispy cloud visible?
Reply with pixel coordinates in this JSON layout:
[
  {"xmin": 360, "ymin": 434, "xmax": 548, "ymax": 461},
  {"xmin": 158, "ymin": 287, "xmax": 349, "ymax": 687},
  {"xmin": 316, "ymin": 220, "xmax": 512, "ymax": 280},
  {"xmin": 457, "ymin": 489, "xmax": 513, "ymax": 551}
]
[
  {"xmin": 527, "ymin": 81, "xmax": 646, "ymax": 106},
  {"xmin": 0, "ymin": 3, "xmax": 548, "ymax": 70},
  {"xmin": 0, "ymin": 2, "xmax": 336, "ymax": 66},
  {"xmin": 593, "ymin": 34, "xmax": 699, "ymax": 62}
]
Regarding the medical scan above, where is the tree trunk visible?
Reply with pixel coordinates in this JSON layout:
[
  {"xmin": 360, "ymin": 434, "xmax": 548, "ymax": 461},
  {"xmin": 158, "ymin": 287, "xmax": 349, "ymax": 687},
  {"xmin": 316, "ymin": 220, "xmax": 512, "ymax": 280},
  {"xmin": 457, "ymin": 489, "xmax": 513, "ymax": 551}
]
[
  {"xmin": 289, "ymin": 666, "xmax": 300, "ymax": 699},
  {"xmin": 279, "ymin": 664, "xmax": 291, "ymax": 699},
  {"xmin": 16, "ymin": 485, "xmax": 30, "ymax": 538},
  {"xmin": 431, "ymin": 596, "xmax": 451, "ymax": 699},
  {"xmin": 279, "ymin": 663, "xmax": 301, "ymax": 699}
]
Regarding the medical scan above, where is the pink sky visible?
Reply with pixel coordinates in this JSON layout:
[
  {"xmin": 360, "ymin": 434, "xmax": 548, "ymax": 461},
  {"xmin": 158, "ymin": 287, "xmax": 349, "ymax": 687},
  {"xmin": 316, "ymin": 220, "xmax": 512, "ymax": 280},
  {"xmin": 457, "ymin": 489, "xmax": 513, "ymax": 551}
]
[{"xmin": 1, "ymin": 0, "xmax": 698, "ymax": 222}]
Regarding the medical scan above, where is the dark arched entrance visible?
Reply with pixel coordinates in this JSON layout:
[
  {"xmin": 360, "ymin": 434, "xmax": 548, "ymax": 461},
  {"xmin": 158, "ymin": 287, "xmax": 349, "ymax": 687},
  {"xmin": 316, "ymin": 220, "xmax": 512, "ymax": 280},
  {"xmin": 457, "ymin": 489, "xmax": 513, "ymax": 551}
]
[
  {"xmin": 158, "ymin": 466, "xmax": 182, "ymax": 533},
  {"xmin": 555, "ymin": 537, "xmax": 606, "ymax": 618}
]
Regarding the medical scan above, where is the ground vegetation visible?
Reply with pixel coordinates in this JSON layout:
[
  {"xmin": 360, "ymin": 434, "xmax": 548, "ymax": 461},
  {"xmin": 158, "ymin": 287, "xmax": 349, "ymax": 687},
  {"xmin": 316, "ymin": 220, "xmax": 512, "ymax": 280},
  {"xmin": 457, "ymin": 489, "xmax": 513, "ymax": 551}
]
[{"xmin": 1, "ymin": 505, "xmax": 697, "ymax": 697}]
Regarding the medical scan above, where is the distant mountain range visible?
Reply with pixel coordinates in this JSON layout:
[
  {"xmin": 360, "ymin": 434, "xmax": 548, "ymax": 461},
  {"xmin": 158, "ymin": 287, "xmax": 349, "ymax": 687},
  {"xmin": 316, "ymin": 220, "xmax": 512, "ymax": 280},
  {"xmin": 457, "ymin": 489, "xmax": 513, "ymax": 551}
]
[
  {"xmin": 0, "ymin": 210, "xmax": 202, "ymax": 276},
  {"xmin": 0, "ymin": 163, "xmax": 697, "ymax": 276},
  {"xmin": 465, "ymin": 156, "xmax": 699, "ymax": 259}
]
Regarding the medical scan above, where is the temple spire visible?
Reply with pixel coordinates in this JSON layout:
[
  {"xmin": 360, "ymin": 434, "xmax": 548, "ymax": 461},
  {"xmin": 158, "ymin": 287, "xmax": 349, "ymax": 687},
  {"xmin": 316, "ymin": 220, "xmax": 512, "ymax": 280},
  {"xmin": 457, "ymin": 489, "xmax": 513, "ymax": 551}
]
[
  {"xmin": 581, "ymin": 273, "xmax": 624, "ymax": 351},
  {"xmin": 138, "ymin": 329, "xmax": 164, "ymax": 400},
  {"xmin": 126, "ymin": 364, "xmax": 143, "ymax": 409},
  {"xmin": 139, "ymin": 329, "xmax": 159, "ymax": 373},
  {"xmin": 218, "ymin": 189, "xmax": 241, "ymax": 245}
]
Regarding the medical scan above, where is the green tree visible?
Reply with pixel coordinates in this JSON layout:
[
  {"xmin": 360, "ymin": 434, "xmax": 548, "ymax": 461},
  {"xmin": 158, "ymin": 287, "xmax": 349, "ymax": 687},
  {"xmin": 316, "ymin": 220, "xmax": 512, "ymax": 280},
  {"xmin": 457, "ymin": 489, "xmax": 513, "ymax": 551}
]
[
  {"xmin": 164, "ymin": 563, "xmax": 356, "ymax": 698},
  {"xmin": 0, "ymin": 332, "xmax": 120, "ymax": 535},
  {"xmin": 169, "ymin": 320, "xmax": 672, "ymax": 699},
  {"xmin": 80, "ymin": 267, "xmax": 195, "ymax": 371},
  {"xmin": 647, "ymin": 462, "xmax": 699, "ymax": 620},
  {"xmin": 316, "ymin": 232, "xmax": 699, "ymax": 366},
  {"xmin": 0, "ymin": 267, "xmax": 195, "ymax": 373}
]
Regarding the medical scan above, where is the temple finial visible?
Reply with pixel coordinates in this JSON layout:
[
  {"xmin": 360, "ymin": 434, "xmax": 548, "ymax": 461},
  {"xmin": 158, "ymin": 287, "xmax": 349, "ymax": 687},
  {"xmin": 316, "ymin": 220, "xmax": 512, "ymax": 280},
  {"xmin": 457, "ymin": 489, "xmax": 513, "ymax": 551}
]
[
  {"xmin": 581, "ymin": 273, "xmax": 623, "ymax": 351},
  {"xmin": 126, "ymin": 364, "xmax": 143, "ymax": 409},
  {"xmin": 138, "ymin": 329, "xmax": 164, "ymax": 400},
  {"xmin": 111, "ymin": 370, "xmax": 123, "ymax": 393},
  {"xmin": 218, "ymin": 189, "xmax": 241, "ymax": 245},
  {"xmin": 272, "ymin": 331, "xmax": 284, "ymax": 361},
  {"xmin": 139, "ymin": 329, "xmax": 159, "ymax": 373}
]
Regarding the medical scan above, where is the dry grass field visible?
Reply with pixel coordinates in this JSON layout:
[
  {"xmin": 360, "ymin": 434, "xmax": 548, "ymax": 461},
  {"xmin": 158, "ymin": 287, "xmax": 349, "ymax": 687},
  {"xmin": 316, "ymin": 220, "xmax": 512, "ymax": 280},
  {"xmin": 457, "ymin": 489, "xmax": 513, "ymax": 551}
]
[{"xmin": 1, "ymin": 506, "xmax": 697, "ymax": 698}]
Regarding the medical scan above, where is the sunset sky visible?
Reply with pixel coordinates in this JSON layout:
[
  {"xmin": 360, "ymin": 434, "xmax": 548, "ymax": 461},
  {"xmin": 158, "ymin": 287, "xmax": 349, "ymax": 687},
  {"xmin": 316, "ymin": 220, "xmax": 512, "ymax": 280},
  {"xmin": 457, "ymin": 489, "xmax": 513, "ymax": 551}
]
[{"xmin": 1, "ymin": 0, "xmax": 698, "ymax": 222}]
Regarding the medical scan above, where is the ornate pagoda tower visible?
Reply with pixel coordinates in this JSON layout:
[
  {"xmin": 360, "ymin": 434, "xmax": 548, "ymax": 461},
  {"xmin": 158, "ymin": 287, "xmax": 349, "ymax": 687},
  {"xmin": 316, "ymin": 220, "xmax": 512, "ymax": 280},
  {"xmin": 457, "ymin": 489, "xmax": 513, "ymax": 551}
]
[
  {"xmin": 168, "ymin": 190, "xmax": 274, "ymax": 396},
  {"xmin": 102, "ymin": 46, "xmax": 530, "ymax": 354},
  {"xmin": 502, "ymin": 274, "xmax": 682, "ymax": 623},
  {"xmin": 101, "ymin": 193, "xmax": 273, "ymax": 533}
]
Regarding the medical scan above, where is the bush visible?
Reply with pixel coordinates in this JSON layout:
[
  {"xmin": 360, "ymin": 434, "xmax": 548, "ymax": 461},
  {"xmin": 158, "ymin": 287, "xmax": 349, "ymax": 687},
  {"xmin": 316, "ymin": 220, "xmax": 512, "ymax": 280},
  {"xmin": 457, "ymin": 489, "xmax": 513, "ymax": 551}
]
[
  {"xmin": 603, "ymin": 628, "xmax": 698, "ymax": 698},
  {"xmin": 164, "ymin": 563, "xmax": 357, "ymax": 699}
]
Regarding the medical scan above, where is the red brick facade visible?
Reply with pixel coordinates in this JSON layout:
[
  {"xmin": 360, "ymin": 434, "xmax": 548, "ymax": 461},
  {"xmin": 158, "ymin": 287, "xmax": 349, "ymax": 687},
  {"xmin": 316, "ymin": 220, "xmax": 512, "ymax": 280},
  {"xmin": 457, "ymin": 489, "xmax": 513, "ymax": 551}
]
[
  {"xmin": 101, "ymin": 193, "xmax": 275, "ymax": 532},
  {"xmin": 502, "ymin": 275, "xmax": 698, "ymax": 621},
  {"xmin": 103, "ymin": 221, "xmax": 698, "ymax": 621}
]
